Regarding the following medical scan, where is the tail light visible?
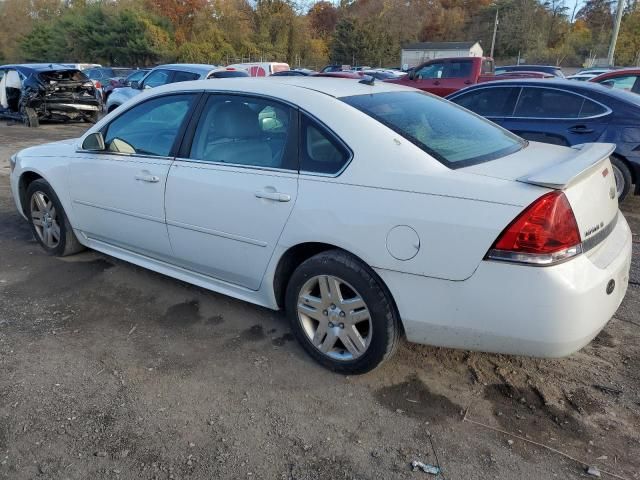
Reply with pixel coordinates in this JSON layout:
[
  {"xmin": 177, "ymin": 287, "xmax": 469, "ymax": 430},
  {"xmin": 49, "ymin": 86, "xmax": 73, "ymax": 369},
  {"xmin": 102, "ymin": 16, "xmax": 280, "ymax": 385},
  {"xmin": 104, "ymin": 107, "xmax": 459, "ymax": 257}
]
[
  {"xmin": 486, "ymin": 191, "xmax": 582, "ymax": 266},
  {"xmin": 95, "ymin": 81, "xmax": 102, "ymax": 89}
]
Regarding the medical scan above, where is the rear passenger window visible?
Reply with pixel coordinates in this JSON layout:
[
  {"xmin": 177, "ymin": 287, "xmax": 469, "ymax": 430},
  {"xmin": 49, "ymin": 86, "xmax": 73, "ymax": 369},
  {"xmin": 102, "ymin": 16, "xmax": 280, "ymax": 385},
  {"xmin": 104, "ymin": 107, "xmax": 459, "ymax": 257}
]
[
  {"xmin": 514, "ymin": 88, "xmax": 584, "ymax": 118},
  {"xmin": 173, "ymin": 71, "xmax": 200, "ymax": 83},
  {"xmin": 579, "ymin": 99, "xmax": 608, "ymax": 117},
  {"xmin": 188, "ymin": 95, "xmax": 296, "ymax": 169},
  {"xmin": 300, "ymin": 116, "xmax": 350, "ymax": 175},
  {"xmin": 453, "ymin": 87, "xmax": 520, "ymax": 117}
]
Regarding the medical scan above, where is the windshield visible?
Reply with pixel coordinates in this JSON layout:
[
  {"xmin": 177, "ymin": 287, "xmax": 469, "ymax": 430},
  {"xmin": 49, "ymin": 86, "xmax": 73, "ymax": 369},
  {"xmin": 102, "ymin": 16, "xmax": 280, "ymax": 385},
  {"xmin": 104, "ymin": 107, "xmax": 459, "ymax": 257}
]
[{"xmin": 341, "ymin": 91, "xmax": 525, "ymax": 167}]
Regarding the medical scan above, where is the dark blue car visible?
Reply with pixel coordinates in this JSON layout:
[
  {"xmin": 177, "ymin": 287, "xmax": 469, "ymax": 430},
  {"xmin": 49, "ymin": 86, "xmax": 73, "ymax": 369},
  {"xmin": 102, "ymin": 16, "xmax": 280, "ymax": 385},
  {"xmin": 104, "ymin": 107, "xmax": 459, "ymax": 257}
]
[{"xmin": 447, "ymin": 79, "xmax": 640, "ymax": 200}]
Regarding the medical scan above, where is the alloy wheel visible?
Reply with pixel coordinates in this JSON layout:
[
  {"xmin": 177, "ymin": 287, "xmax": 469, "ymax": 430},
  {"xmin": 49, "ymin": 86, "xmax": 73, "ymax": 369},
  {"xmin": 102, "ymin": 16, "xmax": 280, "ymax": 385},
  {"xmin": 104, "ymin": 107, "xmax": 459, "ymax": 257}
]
[
  {"xmin": 612, "ymin": 163, "xmax": 625, "ymax": 199},
  {"xmin": 296, "ymin": 275, "xmax": 372, "ymax": 361},
  {"xmin": 30, "ymin": 191, "xmax": 61, "ymax": 249}
]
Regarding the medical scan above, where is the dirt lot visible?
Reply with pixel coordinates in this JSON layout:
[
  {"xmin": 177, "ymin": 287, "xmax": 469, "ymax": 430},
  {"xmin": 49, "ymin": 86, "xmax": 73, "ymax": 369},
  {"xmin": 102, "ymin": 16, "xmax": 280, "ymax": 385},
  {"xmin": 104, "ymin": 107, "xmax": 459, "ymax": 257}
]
[{"xmin": 0, "ymin": 122, "xmax": 639, "ymax": 480}]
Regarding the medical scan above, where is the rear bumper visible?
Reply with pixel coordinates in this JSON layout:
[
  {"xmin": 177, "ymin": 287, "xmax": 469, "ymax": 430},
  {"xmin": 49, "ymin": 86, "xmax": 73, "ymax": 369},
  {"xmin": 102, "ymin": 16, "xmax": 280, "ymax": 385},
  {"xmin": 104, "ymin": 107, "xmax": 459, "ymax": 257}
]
[{"xmin": 376, "ymin": 212, "xmax": 632, "ymax": 357}]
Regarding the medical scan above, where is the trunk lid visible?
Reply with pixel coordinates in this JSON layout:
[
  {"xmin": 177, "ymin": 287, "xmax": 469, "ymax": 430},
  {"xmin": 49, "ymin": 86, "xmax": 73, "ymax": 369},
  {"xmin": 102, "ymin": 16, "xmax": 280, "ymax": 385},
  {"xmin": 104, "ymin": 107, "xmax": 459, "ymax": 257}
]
[{"xmin": 465, "ymin": 141, "xmax": 619, "ymax": 250}]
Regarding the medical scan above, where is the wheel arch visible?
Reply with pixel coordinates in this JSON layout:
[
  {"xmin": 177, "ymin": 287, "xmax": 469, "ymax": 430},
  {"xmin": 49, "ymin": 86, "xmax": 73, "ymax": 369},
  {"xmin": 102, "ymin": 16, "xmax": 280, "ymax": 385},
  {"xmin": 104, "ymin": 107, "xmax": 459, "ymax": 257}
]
[
  {"xmin": 272, "ymin": 242, "xmax": 403, "ymax": 331},
  {"xmin": 611, "ymin": 153, "xmax": 638, "ymax": 196},
  {"xmin": 18, "ymin": 170, "xmax": 45, "ymax": 215}
]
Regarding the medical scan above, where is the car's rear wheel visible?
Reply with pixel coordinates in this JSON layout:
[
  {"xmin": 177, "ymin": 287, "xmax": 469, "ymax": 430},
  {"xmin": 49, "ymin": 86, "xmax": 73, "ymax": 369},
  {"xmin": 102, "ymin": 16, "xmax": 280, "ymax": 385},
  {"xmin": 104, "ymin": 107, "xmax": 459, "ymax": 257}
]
[
  {"xmin": 611, "ymin": 157, "xmax": 632, "ymax": 201},
  {"xmin": 26, "ymin": 179, "xmax": 85, "ymax": 256},
  {"xmin": 285, "ymin": 250, "xmax": 400, "ymax": 374}
]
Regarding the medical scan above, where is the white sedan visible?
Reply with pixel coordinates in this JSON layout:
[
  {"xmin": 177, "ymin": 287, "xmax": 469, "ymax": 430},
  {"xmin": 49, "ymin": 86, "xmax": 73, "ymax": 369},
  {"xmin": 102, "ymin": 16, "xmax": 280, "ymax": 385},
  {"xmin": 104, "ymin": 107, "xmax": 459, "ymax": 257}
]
[{"xmin": 9, "ymin": 78, "xmax": 632, "ymax": 373}]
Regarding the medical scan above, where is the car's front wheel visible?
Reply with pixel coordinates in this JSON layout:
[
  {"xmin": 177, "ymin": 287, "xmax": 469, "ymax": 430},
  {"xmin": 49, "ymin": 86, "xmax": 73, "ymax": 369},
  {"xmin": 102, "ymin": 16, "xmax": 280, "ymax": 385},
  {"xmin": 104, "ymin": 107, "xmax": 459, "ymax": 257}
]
[
  {"xmin": 285, "ymin": 250, "xmax": 400, "ymax": 374},
  {"xmin": 26, "ymin": 179, "xmax": 85, "ymax": 256}
]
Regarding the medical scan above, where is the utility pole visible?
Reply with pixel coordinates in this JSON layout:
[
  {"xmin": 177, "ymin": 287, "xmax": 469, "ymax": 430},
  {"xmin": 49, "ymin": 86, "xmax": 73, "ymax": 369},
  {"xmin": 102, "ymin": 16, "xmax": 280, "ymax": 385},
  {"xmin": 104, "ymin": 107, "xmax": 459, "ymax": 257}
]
[
  {"xmin": 490, "ymin": 9, "xmax": 499, "ymax": 59},
  {"xmin": 607, "ymin": 0, "xmax": 625, "ymax": 67}
]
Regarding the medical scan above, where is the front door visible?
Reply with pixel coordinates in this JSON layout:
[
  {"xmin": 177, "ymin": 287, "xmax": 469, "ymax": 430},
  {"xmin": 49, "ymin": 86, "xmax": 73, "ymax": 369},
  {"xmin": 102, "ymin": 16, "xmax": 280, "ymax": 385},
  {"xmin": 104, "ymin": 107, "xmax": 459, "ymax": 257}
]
[
  {"xmin": 68, "ymin": 93, "xmax": 197, "ymax": 260},
  {"xmin": 165, "ymin": 94, "xmax": 299, "ymax": 290}
]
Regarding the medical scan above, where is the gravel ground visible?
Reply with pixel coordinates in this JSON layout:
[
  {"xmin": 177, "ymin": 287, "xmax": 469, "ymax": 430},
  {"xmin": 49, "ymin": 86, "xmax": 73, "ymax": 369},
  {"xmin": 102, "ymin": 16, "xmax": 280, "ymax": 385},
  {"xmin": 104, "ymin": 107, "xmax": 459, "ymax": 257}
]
[{"xmin": 0, "ymin": 121, "xmax": 639, "ymax": 480}]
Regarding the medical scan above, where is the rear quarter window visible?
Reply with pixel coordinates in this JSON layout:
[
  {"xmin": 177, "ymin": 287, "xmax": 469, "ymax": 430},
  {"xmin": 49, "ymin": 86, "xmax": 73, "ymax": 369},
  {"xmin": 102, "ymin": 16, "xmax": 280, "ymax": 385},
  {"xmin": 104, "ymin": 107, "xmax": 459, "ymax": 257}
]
[{"xmin": 300, "ymin": 115, "xmax": 351, "ymax": 175}]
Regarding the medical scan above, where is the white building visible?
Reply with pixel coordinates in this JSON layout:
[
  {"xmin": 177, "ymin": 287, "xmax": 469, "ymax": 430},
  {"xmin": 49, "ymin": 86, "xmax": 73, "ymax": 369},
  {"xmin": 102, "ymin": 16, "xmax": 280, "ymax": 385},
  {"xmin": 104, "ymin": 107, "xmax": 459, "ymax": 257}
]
[{"xmin": 401, "ymin": 41, "xmax": 483, "ymax": 69}]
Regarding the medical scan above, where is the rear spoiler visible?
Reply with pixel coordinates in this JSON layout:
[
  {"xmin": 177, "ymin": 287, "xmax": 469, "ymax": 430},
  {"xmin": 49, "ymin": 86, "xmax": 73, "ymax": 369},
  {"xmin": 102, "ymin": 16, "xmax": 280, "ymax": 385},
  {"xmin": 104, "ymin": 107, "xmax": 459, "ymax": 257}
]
[{"xmin": 517, "ymin": 143, "xmax": 616, "ymax": 190}]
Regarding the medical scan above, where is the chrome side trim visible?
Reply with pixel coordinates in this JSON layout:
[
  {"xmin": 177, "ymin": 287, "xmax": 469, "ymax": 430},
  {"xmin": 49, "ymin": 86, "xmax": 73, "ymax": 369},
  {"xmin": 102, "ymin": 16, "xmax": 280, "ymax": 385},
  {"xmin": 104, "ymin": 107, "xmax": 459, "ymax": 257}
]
[
  {"xmin": 72, "ymin": 200, "xmax": 165, "ymax": 224},
  {"xmin": 166, "ymin": 219, "xmax": 268, "ymax": 247}
]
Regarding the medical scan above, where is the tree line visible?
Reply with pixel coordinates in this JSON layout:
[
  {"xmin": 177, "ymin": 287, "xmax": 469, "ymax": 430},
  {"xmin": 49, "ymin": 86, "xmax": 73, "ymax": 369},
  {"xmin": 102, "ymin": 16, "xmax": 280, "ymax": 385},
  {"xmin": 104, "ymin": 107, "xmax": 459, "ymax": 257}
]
[{"xmin": 0, "ymin": 0, "xmax": 639, "ymax": 69}]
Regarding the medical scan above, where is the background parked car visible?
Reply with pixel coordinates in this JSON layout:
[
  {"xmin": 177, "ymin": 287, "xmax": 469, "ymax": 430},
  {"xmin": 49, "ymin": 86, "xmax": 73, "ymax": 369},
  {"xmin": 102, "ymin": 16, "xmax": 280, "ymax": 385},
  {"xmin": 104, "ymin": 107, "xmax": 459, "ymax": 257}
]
[
  {"xmin": 84, "ymin": 67, "xmax": 134, "ymax": 102},
  {"xmin": 567, "ymin": 73, "xmax": 599, "ymax": 81},
  {"xmin": 102, "ymin": 68, "xmax": 150, "ymax": 103},
  {"xmin": 447, "ymin": 79, "xmax": 640, "ymax": 199},
  {"xmin": 0, "ymin": 63, "xmax": 100, "ymax": 127},
  {"xmin": 590, "ymin": 68, "xmax": 640, "ymax": 94},
  {"xmin": 206, "ymin": 67, "xmax": 250, "ymax": 78},
  {"xmin": 226, "ymin": 62, "xmax": 290, "ymax": 76},
  {"xmin": 312, "ymin": 71, "xmax": 364, "ymax": 79},
  {"xmin": 361, "ymin": 69, "xmax": 406, "ymax": 80},
  {"xmin": 495, "ymin": 64, "xmax": 565, "ymax": 77},
  {"xmin": 271, "ymin": 69, "xmax": 316, "ymax": 76},
  {"xmin": 105, "ymin": 64, "xmax": 219, "ymax": 112}
]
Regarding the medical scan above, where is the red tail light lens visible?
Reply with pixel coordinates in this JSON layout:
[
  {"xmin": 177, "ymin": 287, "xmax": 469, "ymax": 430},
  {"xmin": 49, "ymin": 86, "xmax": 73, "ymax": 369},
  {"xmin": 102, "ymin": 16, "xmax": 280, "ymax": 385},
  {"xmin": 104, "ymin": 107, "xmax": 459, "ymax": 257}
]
[
  {"xmin": 95, "ymin": 81, "xmax": 102, "ymax": 89},
  {"xmin": 487, "ymin": 191, "xmax": 582, "ymax": 265}
]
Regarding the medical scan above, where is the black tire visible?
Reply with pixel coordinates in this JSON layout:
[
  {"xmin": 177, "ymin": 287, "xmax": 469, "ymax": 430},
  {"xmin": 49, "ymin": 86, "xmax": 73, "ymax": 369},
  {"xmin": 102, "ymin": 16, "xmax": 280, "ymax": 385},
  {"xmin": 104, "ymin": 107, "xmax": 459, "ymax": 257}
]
[
  {"xmin": 86, "ymin": 111, "xmax": 100, "ymax": 123},
  {"xmin": 25, "ymin": 179, "xmax": 85, "ymax": 257},
  {"xmin": 611, "ymin": 156, "xmax": 632, "ymax": 202},
  {"xmin": 23, "ymin": 107, "xmax": 39, "ymax": 128},
  {"xmin": 285, "ymin": 249, "xmax": 400, "ymax": 374}
]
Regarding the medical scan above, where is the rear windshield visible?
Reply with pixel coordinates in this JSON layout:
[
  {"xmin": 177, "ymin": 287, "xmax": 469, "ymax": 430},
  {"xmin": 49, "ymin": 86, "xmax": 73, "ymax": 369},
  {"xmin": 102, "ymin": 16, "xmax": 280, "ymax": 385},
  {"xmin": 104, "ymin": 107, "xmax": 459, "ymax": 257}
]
[
  {"xmin": 341, "ymin": 91, "xmax": 524, "ymax": 167},
  {"xmin": 37, "ymin": 69, "xmax": 89, "ymax": 83}
]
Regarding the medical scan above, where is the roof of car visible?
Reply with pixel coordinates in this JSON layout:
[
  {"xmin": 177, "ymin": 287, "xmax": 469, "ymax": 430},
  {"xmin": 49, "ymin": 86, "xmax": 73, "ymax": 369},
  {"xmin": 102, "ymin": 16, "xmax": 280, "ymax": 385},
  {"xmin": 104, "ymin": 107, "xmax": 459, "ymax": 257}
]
[
  {"xmin": 147, "ymin": 76, "xmax": 414, "ymax": 99},
  {"xmin": 452, "ymin": 78, "xmax": 640, "ymax": 106},
  {"xmin": 152, "ymin": 63, "xmax": 219, "ymax": 74},
  {"xmin": 498, "ymin": 65, "xmax": 562, "ymax": 69},
  {"xmin": 591, "ymin": 68, "xmax": 640, "ymax": 79},
  {"xmin": 0, "ymin": 63, "xmax": 79, "ymax": 72}
]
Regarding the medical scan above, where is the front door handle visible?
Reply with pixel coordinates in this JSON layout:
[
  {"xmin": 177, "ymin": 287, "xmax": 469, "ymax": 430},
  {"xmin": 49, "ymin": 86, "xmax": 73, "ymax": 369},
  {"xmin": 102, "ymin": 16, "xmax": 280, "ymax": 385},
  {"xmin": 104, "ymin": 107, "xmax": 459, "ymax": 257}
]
[
  {"xmin": 255, "ymin": 190, "xmax": 291, "ymax": 202},
  {"xmin": 568, "ymin": 125, "xmax": 594, "ymax": 134},
  {"xmin": 135, "ymin": 172, "xmax": 160, "ymax": 183}
]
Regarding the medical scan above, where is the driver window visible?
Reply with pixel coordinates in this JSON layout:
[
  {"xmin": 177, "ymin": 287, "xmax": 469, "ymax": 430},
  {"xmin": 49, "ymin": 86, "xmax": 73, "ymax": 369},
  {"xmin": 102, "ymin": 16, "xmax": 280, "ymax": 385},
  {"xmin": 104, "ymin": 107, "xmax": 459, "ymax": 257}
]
[
  {"xmin": 143, "ymin": 70, "xmax": 171, "ymax": 89},
  {"xmin": 103, "ymin": 94, "xmax": 195, "ymax": 156},
  {"xmin": 416, "ymin": 62, "xmax": 445, "ymax": 79}
]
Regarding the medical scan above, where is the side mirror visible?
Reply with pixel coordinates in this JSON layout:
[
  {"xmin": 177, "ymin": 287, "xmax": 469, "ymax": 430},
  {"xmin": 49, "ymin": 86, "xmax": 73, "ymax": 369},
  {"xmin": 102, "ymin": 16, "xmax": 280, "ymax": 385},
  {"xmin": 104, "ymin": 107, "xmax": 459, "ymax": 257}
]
[
  {"xmin": 408, "ymin": 69, "xmax": 416, "ymax": 80},
  {"xmin": 82, "ymin": 132, "xmax": 105, "ymax": 151},
  {"xmin": 130, "ymin": 80, "xmax": 141, "ymax": 89},
  {"xmin": 600, "ymin": 80, "xmax": 614, "ymax": 88}
]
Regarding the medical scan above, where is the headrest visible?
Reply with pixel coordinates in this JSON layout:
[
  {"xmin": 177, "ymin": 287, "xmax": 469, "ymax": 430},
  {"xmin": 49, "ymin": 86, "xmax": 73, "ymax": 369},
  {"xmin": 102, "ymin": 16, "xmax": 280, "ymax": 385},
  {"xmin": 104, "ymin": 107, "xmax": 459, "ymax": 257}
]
[{"xmin": 215, "ymin": 102, "xmax": 261, "ymax": 139}]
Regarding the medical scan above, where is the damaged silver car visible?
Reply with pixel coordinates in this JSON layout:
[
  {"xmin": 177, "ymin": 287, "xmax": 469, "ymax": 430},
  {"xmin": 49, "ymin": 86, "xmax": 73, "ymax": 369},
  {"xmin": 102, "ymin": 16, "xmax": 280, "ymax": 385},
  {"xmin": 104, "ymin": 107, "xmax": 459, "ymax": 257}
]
[{"xmin": 0, "ymin": 64, "xmax": 101, "ymax": 127}]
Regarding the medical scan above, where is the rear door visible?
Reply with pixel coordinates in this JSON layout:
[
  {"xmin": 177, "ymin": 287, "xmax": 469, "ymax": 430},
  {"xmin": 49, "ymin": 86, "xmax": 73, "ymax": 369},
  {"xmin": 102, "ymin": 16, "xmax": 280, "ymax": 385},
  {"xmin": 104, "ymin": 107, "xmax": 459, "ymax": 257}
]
[
  {"xmin": 165, "ymin": 93, "xmax": 299, "ymax": 290},
  {"xmin": 500, "ymin": 86, "xmax": 610, "ymax": 146}
]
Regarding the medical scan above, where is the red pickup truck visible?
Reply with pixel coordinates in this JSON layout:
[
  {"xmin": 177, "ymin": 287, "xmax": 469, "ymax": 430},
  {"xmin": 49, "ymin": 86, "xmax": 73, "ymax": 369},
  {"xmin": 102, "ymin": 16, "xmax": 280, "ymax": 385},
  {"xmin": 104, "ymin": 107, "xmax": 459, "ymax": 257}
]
[{"xmin": 386, "ymin": 57, "xmax": 507, "ymax": 96}]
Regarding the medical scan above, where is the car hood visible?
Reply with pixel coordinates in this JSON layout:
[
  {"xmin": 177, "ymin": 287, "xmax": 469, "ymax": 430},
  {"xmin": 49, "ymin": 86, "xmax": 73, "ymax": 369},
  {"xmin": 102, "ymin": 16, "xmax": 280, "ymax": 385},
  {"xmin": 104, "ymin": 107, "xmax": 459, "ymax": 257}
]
[
  {"xmin": 110, "ymin": 87, "xmax": 141, "ymax": 102},
  {"xmin": 18, "ymin": 138, "xmax": 78, "ymax": 157}
]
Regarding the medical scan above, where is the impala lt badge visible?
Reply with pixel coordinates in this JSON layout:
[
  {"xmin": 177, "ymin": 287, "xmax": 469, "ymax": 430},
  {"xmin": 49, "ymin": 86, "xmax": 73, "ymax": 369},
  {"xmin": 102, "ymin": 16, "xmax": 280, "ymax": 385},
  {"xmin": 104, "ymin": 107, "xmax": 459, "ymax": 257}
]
[{"xmin": 584, "ymin": 222, "xmax": 605, "ymax": 238}]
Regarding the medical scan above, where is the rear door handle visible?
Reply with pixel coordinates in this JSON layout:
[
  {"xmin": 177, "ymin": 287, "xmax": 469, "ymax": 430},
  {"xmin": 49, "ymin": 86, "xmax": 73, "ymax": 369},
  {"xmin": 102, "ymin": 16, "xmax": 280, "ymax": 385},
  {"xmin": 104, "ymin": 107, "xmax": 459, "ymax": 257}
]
[
  {"xmin": 433, "ymin": 80, "xmax": 441, "ymax": 85},
  {"xmin": 255, "ymin": 190, "xmax": 291, "ymax": 202},
  {"xmin": 135, "ymin": 172, "xmax": 160, "ymax": 183},
  {"xmin": 569, "ymin": 125, "xmax": 594, "ymax": 134}
]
